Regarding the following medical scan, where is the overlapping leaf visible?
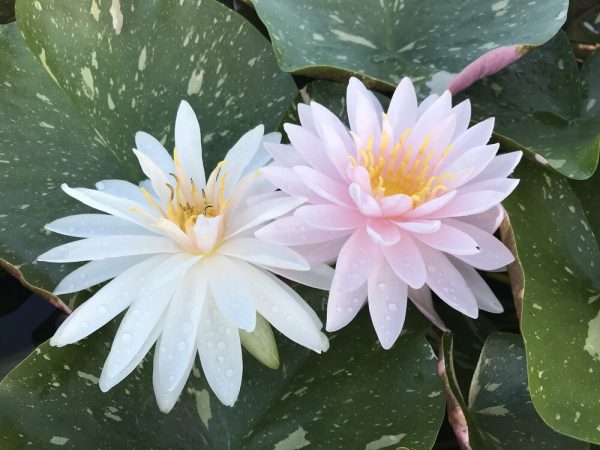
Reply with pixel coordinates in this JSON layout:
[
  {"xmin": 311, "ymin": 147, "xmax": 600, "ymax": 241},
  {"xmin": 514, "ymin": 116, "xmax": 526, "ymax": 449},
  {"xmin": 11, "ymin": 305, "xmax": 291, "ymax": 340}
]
[
  {"xmin": 503, "ymin": 159, "xmax": 600, "ymax": 443},
  {"xmin": 249, "ymin": 0, "xmax": 568, "ymax": 93},
  {"xmin": 463, "ymin": 33, "xmax": 600, "ymax": 180}
]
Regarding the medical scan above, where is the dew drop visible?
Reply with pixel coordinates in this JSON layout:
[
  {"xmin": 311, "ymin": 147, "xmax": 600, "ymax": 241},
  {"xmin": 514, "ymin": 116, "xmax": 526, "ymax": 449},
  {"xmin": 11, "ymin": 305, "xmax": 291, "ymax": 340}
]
[
  {"xmin": 285, "ymin": 315, "xmax": 293, "ymax": 321},
  {"xmin": 385, "ymin": 315, "xmax": 392, "ymax": 322},
  {"xmin": 336, "ymin": 306, "xmax": 342, "ymax": 312},
  {"xmin": 388, "ymin": 303, "xmax": 398, "ymax": 312},
  {"xmin": 225, "ymin": 369, "xmax": 234, "ymax": 377},
  {"xmin": 177, "ymin": 341, "xmax": 187, "ymax": 352},
  {"xmin": 121, "ymin": 332, "xmax": 132, "ymax": 343},
  {"xmin": 217, "ymin": 355, "xmax": 225, "ymax": 363},
  {"xmin": 346, "ymin": 307, "xmax": 353, "ymax": 313},
  {"xmin": 378, "ymin": 282, "xmax": 386, "ymax": 290},
  {"xmin": 97, "ymin": 305, "xmax": 107, "ymax": 314},
  {"xmin": 427, "ymin": 265, "xmax": 437, "ymax": 273},
  {"xmin": 217, "ymin": 341, "xmax": 227, "ymax": 351},
  {"xmin": 352, "ymin": 297, "xmax": 360, "ymax": 304}
]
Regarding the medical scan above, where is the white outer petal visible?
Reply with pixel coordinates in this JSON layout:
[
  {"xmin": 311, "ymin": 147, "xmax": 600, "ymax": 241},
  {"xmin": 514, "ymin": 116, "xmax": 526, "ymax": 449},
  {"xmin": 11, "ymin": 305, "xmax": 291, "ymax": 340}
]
[
  {"xmin": 175, "ymin": 100, "xmax": 206, "ymax": 187},
  {"xmin": 45, "ymin": 214, "xmax": 155, "ymax": 238},
  {"xmin": 218, "ymin": 237, "xmax": 309, "ymax": 271}
]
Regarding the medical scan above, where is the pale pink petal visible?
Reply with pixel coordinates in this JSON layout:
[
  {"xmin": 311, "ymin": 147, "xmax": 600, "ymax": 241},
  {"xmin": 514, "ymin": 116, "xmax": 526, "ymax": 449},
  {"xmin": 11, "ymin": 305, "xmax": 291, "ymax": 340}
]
[
  {"xmin": 446, "ymin": 219, "xmax": 515, "ymax": 270},
  {"xmin": 394, "ymin": 219, "xmax": 441, "ymax": 234},
  {"xmin": 387, "ymin": 77, "xmax": 418, "ymax": 134},
  {"xmin": 380, "ymin": 194, "xmax": 413, "ymax": 217},
  {"xmin": 460, "ymin": 178, "xmax": 520, "ymax": 196},
  {"xmin": 255, "ymin": 216, "xmax": 350, "ymax": 246},
  {"xmin": 368, "ymin": 259, "xmax": 408, "ymax": 349},
  {"xmin": 404, "ymin": 191, "xmax": 457, "ymax": 219},
  {"xmin": 451, "ymin": 99, "xmax": 471, "ymax": 140},
  {"xmin": 471, "ymin": 151, "xmax": 522, "ymax": 183},
  {"xmin": 449, "ymin": 118, "xmax": 494, "ymax": 157},
  {"xmin": 413, "ymin": 223, "xmax": 480, "ymax": 256},
  {"xmin": 417, "ymin": 94, "xmax": 439, "ymax": 115},
  {"xmin": 326, "ymin": 284, "xmax": 367, "ymax": 332},
  {"xmin": 310, "ymin": 101, "xmax": 355, "ymax": 156},
  {"xmin": 284, "ymin": 124, "xmax": 340, "ymax": 179},
  {"xmin": 461, "ymin": 206, "xmax": 504, "ymax": 234},
  {"xmin": 451, "ymin": 258, "xmax": 503, "ymax": 313},
  {"xmin": 449, "ymin": 45, "xmax": 523, "ymax": 95},
  {"xmin": 408, "ymin": 286, "xmax": 448, "ymax": 331},
  {"xmin": 295, "ymin": 204, "xmax": 363, "ymax": 231},
  {"xmin": 293, "ymin": 166, "xmax": 353, "ymax": 206},
  {"xmin": 266, "ymin": 263, "xmax": 334, "ymax": 291},
  {"xmin": 442, "ymin": 144, "xmax": 499, "ymax": 185},
  {"xmin": 382, "ymin": 233, "xmax": 427, "ymax": 289},
  {"xmin": 293, "ymin": 237, "xmax": 348, "ymax": 266},
  {"xmin": 331, "ymin": 226, "xmax": 379, "ymax": 293},
  {"xmin": 317, "ymin": 123, "xmax": 354, "ymax": 181},
  {"xmin": 347, "ymin": 165, "xmax": 373, "ymax": 193},
  {"xmin": 219, "ymin": 237, "xmax": 309, "ymax": 271},
  {"xmin": 349, "ymin": 183, "xmax": 381, "ymax": 216},
  {"xmin": 264, "ymin": 142, "xmax": 305, "ymax": 168},
  {"xmin": 297, "ymin": 103, "xmax": 317, "ymax": 133},
  {"xmin": 366, "ymin": 219, "xmax": 401, "ymax": 246},
  {"xmin": 428, "ymin": 115, "xmax": 457, "ymax": 155},
  {"xmin": 260, "ymin": 166, "xmax": 323, "ymax": 204},
  {"xmin": 417, "ymin": 243, "xmax": 479, "ymax": 318},
  {"xmin": 430, "ymin": 188, "xmax": 517, "ymax": 218},
  {"xmin": 408, "ymin": 91, "xmax": 452, "ymax": 150},
  {"xmin": 347, "ymin": 77, "xmax": 381, "ymax": 147}
]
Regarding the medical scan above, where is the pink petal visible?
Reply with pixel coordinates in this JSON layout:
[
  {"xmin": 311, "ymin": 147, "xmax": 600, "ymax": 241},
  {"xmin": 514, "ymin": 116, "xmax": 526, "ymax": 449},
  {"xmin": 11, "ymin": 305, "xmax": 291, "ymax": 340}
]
[
  {"xmin": 449, "ymin": 45, "xmax": 523, "ymax": 95},
  {"xmin": 260, "ymin": 166, "xmax": 323, "ymax": 204},
  {"xmin": 331, "ymin": 226, "xmax": 380, "ymax": 293},
  {"xmin": 387, "ymin": 77, "xmax": 418, "ymax": 134},
  {"xmin": 380, "ymin": 194, "xmax": 413, "ymax": 217},
  {"xmin": 394, "ymin": 219, "xmax": 441, "ymax": 234},
  {"xmin": 471, "ymin": 151, "xmax": 523, "ymax": 183},
  {"xmin": 295, "ymin": 204, "xmax": 363, "ymax": 231},
  {"xmin": 461, "ymin": 206, "xmax": 504, "ymax": 234},
  {"xmin": 285, "ymin": 124, "xmax": 341, "ymax": 180},
  {"xmin": 417, "ymin": 243, "xmax": 479, "ymax": 318},
  {"xmin": 293, "ymin": 166, "xmax": 353, "ymax": 206},
  {"xmin": 429, "ymin": 189, "xmax": 516, "ymax": 218},
  {"xmin": 452, "ymin": 258, "xmax": 503, "ymax": 313},
  {"xmin": 297, "ymin": 103, "xmax": 317, "ymax": 133},
  {"xmin": 294, "ymin": 236, "xmax": 348, "ymax": 266},
  {"xmin": 442, "ymin": 144, "xmax": 499, "ymax": 186},
  {"xmin": 265, "ymin": 142, "xmax": 306, "ymax": 167},
  {"xmin": 366, "ymin": 219, "xmax": 401, "ymax": 246},
  {"xmin": 255, "ymin": 216, "xmax": 350, "ymax": 246},
  {"xmin": 326, "ymin": 284, "xmax": 368, "ymax": 332},
  {"xmin": 451, "ymin": 100, "xmax": 472, "ymax": 141},
  {"xmin": 310, "ymin": 101, "xmax": 356, "ymax": 157},
  {"xmin": 408, "ymin": 91, "xmax": 452, "ymax": 150},
  {"xmin": 413, "ymin": 223, "xmax": 480, "ymax": 256},
  {"xmin": 449, "ymin": 118, "xmax": 494, "ymax": 158},
  {"xmin": 460, "ymin": 178, "xmax": 520, "ymax": 196},
  {"xmin": 319, "ymin": 122, "xmax": 355, "ymax": 180},
  {"xmin": 382, "ymin": 233, "xmax": 426, "ymax": 289},
  {"xmin": 348, "ymin": 166, "xmax": 373, "ymax": 193},
  {"xmin": 349, "ymin": 183, "xmax": 381, "ymax": 216},
  {"xmin": 447, "ymin": 219, "xmax": 515, "ymax": 270},
  {"xmin": 408, "ymin": 286, "xmax": 448, "ymax": 331},
  {"xmin": 427, "ymin": 115, "xmax": 457, "ymax": 155},
  {"xmin": 347, "ymin": 77, "xmax": 382, "ymax": 148},
  {"xmin": 404, "ymin": 191, "xmax": 457, "ymax": 219},
  {"xmin": 368, "ymin": 259, "xmax": 408, "ymax": 349}
]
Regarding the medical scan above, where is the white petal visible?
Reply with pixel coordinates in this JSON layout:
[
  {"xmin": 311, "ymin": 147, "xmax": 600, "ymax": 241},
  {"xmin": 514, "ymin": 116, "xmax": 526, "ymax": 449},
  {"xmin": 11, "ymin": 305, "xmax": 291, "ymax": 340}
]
[
  {"xmin": 265, "ymin": 263, "xmax": 334, "ymax": 291},
  {"xmin": 61, "ymin": 184, "xmax": 159, "ymax": 229},
  {"xmin": 153, "ymin": 265, "xmax": 207, "ymax": 412},
  {"xmin": 368, "ymin": 259, "xmax": 408, "ymax": 349},
  {"xmin": 194, "ymin": 215, "xmax": 223, "ymax": 253},
  {"xmin": 50, "ymin": 255, "xmax": 170, "ymax": 346},
  {"xmin": 242, "ymin": 132, "xmax": 278, "ymax": 177},
  {"xmin": 175, "ymin": 100, "xmax": 206, "ymax": 187},
  {"xmin": 265, "ymin": 142, "xmax": 305, "ymax": 167},
  {"xmin": 197, "ymin": 297, "xmax": 243, "ymax": 406},
  {"xmin": 38, "ymin": 235, "xmax": 180, "ymax": 263},
  {"xmin": 255, "ymin": 216, "xmax": 350, "ymax": 246},
  {"xmin": 45, "ymin": 214, "xmax": 155, "ymax": 238},
  {"xmin": 135, "ymin": 131, "xmax": 175, "ymax": 176},
  {"xmin": 222, "ymin": 125, "xmax": 265, "ymax": 196},
  {"xmin": 204, "ymin": 255, "xmax": 256, "ymax": 331},
  {"xmin": 219, "ymin": 237, "xmax": 309, "ymax": 271},
  {"xmin": 96, "ymin": 179, "xmax": 148, "ymax": 204},
  {"xmin": 326, "ymin": 284, "xmax": 367, "ymax": 332},
  {"xmin": 54, "ymin": 255, "xmax": 147, "ymax": 295},
  {"xmin": 132, "ymin": 149, "xmax": 173, "ymax": 206},
  {"xmin": 99, "ymin": 254, "xmax": 199, "ymax": 389},
  {"xmin": 236, "ymin": 261, "xmax": 326, "ymax": 352}
]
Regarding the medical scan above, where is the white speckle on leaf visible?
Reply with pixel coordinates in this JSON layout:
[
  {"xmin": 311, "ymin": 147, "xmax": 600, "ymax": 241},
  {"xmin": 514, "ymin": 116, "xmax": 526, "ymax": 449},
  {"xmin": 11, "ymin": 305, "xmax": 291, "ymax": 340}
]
[
  {"xmin": 365, "ymin": 434, "xmax": 406, "ymax": 450},
  {"xmin": 485, "ymin": 383, "xmax": 502, "ymax": 392},
  {"xmin": 39, "ymin": 122, "xmax": 55, "ymax": 129},
  {"xmin": 187, "ymin": 69, "xmax": 204, "ymax": 95},
  {"xmin": 273, "ymin": 426, "xmax": 310, "ymax": 450},
  {"xmin": 34, "ymin": 0, "xmax": 42, "ymax": 10},
  {"xmin": 425, "ymin": 71, "xmax": 456, "ymax": 95},
  {"xmin": 90, "ymin": 0, "xmax": 100, "ymax": 21},
  {"xmin": 50, "ymin": 436, "xmax": 69, "ymax": 446},
  {"xmin": 110, "ymin": 0, "xmax": 123, "ymax": 35},
  {"xmin": 331, "ymin": 29, "xmax": 377, "ymax": 49},
  {"xmin": 80, "ymin": 67, "xmax": 95, "ymax": 100},
  {"xmin": 138, "ymin": 47, "xmax": 147, "ymax": 71},
  {"xmin": 586, "ymin": 99, "xmax": 596, "ymax": 112},
  {"xmin": 585, "ymin": 309, "xmax": 600, "ymax": 362},
  {"xmin": 39, "ymin": 48, "xmax": 59, "ymax": 84},
  {"xmin": 77, "ymin": 370, "xmax": 99, "ymax": 384},
  {"xmin": 312, "ymin": 33, "xmax": 325, "ymax": 41},
  {"xmin": 476, "ymin": 405, "xmax": 509, "ymax": 416},
  {"xmin": 187, "ymin": 388, "xmax": 212, "ymax": 429},
  {"xmin": 107, "ymin": 93, "xmax": 115, "ymax": 110},
  {"xmin": 398, "ymin": 41, "xmax": 416, "ymax": 53}
]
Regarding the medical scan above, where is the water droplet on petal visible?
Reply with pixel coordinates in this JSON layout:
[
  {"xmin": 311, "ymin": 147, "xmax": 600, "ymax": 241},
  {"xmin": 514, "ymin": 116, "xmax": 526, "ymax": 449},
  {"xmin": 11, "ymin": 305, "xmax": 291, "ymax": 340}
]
[
  {"xmin": 217, "ymin": 341, "xmax": 226, "ymax": 351},
  {"xmin": 121, "ymin": 333, "xmax": 132, "ymax": 343},
  {"xmin": 427, "ymin": 265, "xmax": 437, "ymax": 273},
  {"xmin": 177, "ymin": 341, "xmax": 187, "ymax": 352},
  {"xmin": 97, "ymin": 305, "xmax": 107, "ymax": 314},
  {"xmin": 388, "ymin": 303, "xmax": 398, "ymax": 312},
  {"xmin": 217, "ymin": 355, "xmax": 225, "ymax": 363},
  {"xmin": 378, "ymin": 282, "xmax": 386, "ymax": 290},
  {"xmin": 346, "ymin": 307, "xmax": 353, "ymax": 313},
  {"xmin": 225, "ymin": 368, "xmax": 234, "ymax": 377}
]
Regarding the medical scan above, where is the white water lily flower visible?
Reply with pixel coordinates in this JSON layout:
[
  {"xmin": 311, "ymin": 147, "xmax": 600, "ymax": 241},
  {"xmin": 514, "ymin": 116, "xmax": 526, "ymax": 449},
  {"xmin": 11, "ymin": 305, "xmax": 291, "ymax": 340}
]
[{"xmin": 38, "ymin": 101, "xmax": 331, "ymax": 411}]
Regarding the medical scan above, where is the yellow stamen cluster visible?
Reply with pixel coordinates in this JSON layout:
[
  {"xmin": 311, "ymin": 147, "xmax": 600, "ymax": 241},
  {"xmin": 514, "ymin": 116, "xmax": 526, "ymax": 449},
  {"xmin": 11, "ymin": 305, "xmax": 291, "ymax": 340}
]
[
  {"xmin": 140, "ymin": 154, "xmax": 229, "ymax": 233},
  {"xmin": 351, "ymin": 124, "xmax": 454, "ymax": 207}
]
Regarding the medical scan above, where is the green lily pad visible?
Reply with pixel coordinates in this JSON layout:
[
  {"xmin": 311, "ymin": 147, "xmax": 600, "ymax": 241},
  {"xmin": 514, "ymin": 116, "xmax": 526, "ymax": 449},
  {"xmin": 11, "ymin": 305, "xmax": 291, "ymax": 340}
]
[
  {"xmin": 0, "ymin": 293, "xmax": 444, "ymax": 449},
  {"xmin": 249, "ymin": 0, "xmax": 568, "ymax": 93},
  {"xmin": 441, "ymin": 332, "xmax": 588, "ymax": 449},
  {"xmin": 0, "ymin": 0, "xmax": 296, "ymax": 304},
  {"xmin": 503, "ymin": 158, "xmax": 600, "ymax": 443},
  {"xmin": 463, "ymin": 32, "xmax": 600, "ymax": 180}
]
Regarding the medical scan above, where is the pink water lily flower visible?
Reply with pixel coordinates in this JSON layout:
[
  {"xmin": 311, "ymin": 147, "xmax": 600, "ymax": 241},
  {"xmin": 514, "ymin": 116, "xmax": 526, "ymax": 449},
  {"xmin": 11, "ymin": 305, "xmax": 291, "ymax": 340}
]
[{"xmin": 258, "ymin": 77, "xmax": 522, "ymax": 349}]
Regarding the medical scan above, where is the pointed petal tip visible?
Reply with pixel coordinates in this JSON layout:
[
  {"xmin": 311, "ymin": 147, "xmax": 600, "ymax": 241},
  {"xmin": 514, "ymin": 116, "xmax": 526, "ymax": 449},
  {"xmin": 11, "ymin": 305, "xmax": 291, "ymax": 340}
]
[{"xmin": 320, "ymin": 333, "xmax": 330, "ymax": 352}]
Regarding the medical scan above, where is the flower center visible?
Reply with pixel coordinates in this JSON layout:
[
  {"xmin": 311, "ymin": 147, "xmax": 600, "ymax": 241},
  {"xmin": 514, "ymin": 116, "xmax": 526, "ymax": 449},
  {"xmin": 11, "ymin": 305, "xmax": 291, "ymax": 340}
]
[{"xmin": 351, "ymin": 127, "xmax": 454, "ymax": 207}]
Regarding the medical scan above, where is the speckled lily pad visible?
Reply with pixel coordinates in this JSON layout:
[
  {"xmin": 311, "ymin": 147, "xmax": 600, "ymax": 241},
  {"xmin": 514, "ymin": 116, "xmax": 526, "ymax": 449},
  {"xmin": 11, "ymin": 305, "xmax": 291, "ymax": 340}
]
[
  {"xmin": 249, "ymin": 0, "xmax": 568, "ymax": 94},
  {"xmin": 0, "ymin": 294, "xmax": 444, "ymax": 449},
  {"xmin": 503, "ymin": 159, "xmax": 600, "ymax": 444}
]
